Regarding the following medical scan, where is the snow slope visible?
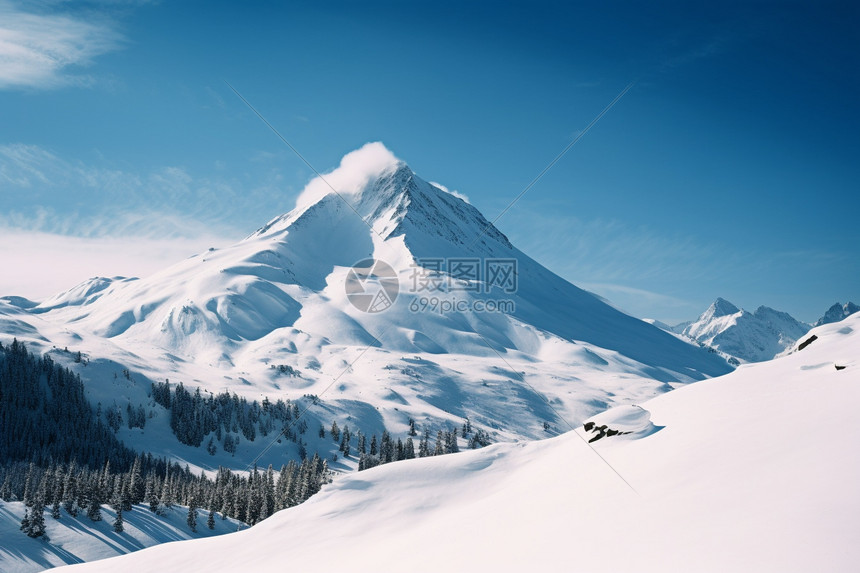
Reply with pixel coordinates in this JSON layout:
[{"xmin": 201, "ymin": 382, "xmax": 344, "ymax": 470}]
[
  {"xmin": 0, "ymin": 502, "xmax": 242, "ymax": 573},
  {"xmin": 0, "ymin": 143, "xmax": 731, "ymax": 468},
  {"xmin": 676, "ymin": 297, "xmax": 811, "ymax": 362},
  {"xmin": 59, "ymin": 313, "xmax": 860, "ymax": 573}
]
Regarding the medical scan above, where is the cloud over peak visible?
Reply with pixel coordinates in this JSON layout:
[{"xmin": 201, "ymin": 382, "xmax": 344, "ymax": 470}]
[{"xmin": 294, "ymin": 141, "xmax": 401, "ymax": 211}]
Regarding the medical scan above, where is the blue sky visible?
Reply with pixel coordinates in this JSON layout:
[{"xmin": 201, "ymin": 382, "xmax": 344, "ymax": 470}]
[{"xmin": 0, "ymin": 0, "xmax": 857, "ymax": 324}]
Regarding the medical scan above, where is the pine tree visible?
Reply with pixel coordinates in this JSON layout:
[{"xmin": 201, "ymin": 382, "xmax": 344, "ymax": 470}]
[
  {"xmin": 145, "ymin": 476, "xmax": 159, "ymax": 513},
  {"xmin": 51, "ymin": 473, "xmax": 63, "ymax": 519},
  {"xmin": 419, "ymin": 429, "xmax": 430, "ymax": 457},
  {"xmin": 112, "ymin": 507, "xmax": 124, "ymax": 533},
  {"xmin": 187, "ymin": 497, "xmax": 198, "ymax": 532},
  {"xmin": 22, "ymin": 462, "xmax": 36, "ymax": 507},
  {"xmin": 119, "ymin": 476, "xmax": 132, "ymax": 512},
  {"xmin": 380, "ymin": 431, "xmax": 393, "ymax": 463},
  {"xmin": 462, "ymin": 417, "xmax": 472, "ymax": 436},
  {"xmin": 0, "ymin": 473, "xmax": 12, "ymax": 500},
  {"xmin": 159, "ymin": 477, "xmax": 174, "ymax": 510},
  {"xmin": 207, "ymin": 508, "xmax": 216, "ymax": 530},
  {"xmin": 446, "ymin": 429, "xmax": 459, "ymax": 453},
  {"xmin": 87, "ymin": 496, "xmax": 102, "ymax": 522},
  {"xmin": 63, "ymin": 463, "xmax": 79, "ymax": 517},
  {"xmin": 233, "ymin": 484, "xmax": 246, "ymax": 523},
  {"xmin": 129, "ymin": 456, "xmax": 144, "ymax": 504},
  {"xmin": 330, "ymin": 421, "xmax": 340, "ymax": 442},
  {"xmin": 264, "ymin": 466, "xmax": 276, "ymax": 518},
  {"xmin": 222, "ymin": 478, "xmax": 235, "ymax": 518},
  {"xmin": 434, "ymin": 430, "xmax": 445, "ymax": 455},
  {"xmin": 28, "ymin": 494, "xmax": 46, "ymax": 538},
  {"xmin": 99, "ymin": 461, "xmax": 112, "ymax": 501}
]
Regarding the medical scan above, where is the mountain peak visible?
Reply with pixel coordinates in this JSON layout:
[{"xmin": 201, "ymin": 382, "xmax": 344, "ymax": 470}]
[
  {"xmin": 708, "ymin": 297, "xmax": 740, "ymax": 317},
  {"xmin": 815, "ymin": 301, "xmax": 860, "ymax": 326},
  {"xmin": 251, "ymin": 142, "xmax": 514, "ymax": 255},
  {"xmin": 294, "ymin": 141, "xmax": 404, "ymax": 213}
]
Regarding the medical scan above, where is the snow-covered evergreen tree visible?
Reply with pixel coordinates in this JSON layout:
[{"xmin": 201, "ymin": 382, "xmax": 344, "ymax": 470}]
[
  {"xmin": 112, "ymin": 506, "xmax": 124, "ymax": 533},
  {"xmin": 28, "ymin": 494, "xmax": 46, "ymax": 538},
  {"xmin": 434, "ymin": 430, "xmax": 445, "ymax": 455},
  {"xmin": 187, "ymin": 497, "xmax": 198, "ymax": 532},
  {"xmin": 419, "ymin": 429, "xmax": 431, "ymax": 457}
]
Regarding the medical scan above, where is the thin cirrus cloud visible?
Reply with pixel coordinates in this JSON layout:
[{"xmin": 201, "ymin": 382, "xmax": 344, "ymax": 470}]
[
  {"xmin": 0, "ymin": 142, "xmax": 295, "ymax": 235},
  {"xmin": 0, "ymin": 0, "xmax": 123, "ymax": 90},
  {"xmin": 0, "ymin": 142, "xmax": 298, "ymax": 299}
]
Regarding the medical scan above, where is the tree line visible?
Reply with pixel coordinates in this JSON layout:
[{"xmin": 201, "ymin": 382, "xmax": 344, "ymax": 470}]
[
  {"xmin": 0, "ymin": 339, "xmax": 138, "ymax": 470},
  {"xmin": 0, "ymin": 339, "xmax": 330, "ymax": 539},
  {"xmin": 2, "ymin": 455, "xmax": 329, "ymax": 538}
]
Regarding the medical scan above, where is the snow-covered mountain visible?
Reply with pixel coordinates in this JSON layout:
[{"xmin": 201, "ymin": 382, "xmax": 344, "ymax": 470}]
[
  {"xmin": 815, "ymin": 301, "xmax": 860, "ymax": 326},
  {"xmin": 672, "ymin": 297, "xmax": 811, "ymax": 363},
  {"xmin": 57, "ymin": 310, "xmax": 860, "ymax": 573},
  {"xmin": 0, "ymin": 142, "xmax": 731, "ymax": 468}
]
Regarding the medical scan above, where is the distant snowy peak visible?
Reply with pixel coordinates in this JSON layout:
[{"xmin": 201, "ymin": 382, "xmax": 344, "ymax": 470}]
[
  {"xmin": 708, "ymin": 297, "xmax": 740, "ymax": 318},
  {"xmin": 679, "ymin": 298, "xmax": 811, "ymax": 363},
  {"xmin": 815, "ymin": 301, "xmax": 860, "ymax": 327}
]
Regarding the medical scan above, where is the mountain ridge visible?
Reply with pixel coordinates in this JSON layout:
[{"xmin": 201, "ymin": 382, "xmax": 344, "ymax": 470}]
[{"xmin": 664, "ymin": 297, "xmax": 858, "ymax": 363}]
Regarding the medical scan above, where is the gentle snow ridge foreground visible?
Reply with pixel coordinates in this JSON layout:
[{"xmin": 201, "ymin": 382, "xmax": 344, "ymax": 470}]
[{"xmin": 58, "ymin": 315, "xmax": 860, "ymax": 572}]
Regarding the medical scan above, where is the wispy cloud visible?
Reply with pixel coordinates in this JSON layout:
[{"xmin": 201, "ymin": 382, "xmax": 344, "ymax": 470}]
[
  {"xmin": 497, "ymin": 206, "xmax": 754, "ymax": 322},
  {"xmin": 0, "ymin": 143, "xmax": 57, "ymax": 186},
  {"xmin": 0, "ymin": 142, "xmax": 296, "ymax": 237},
  {"xmin": 503, "ymin": 208, "xmax": 743, "ymax": 285},
  {"xmin": 0, "ymin": 142, "xmax": 300, "ymax": 298},
  {"xmin": 0, "ymin": 0, "xmax": 123, "ymax": 90}
]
